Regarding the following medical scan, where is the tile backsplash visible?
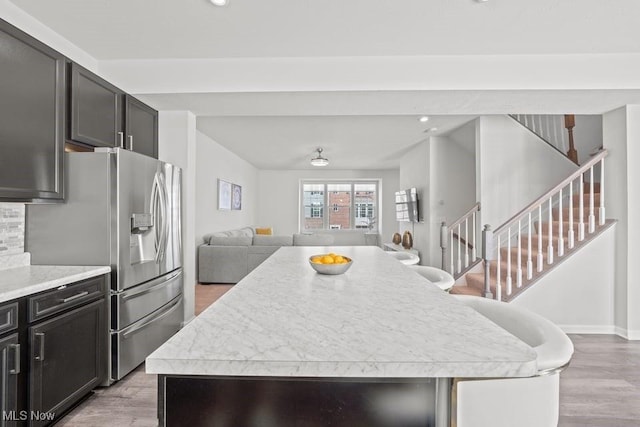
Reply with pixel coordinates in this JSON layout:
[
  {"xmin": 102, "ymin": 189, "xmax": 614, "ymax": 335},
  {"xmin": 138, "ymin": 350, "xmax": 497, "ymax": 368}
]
[{"xmin": 0, "ymin": 203, "xmax": 25, "ymax": 255}]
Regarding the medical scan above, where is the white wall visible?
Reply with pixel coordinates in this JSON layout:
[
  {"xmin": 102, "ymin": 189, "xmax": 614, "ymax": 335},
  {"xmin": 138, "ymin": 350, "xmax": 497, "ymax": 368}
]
[
  {"xmin": 512, "ymin": 225, "xmax": 616, "ymax": 333},
  {"xmin": 574, "ymin": 115, "xmax": 603, "ymax": 164},
  {"xmin": 398, "ymin": 142, "xmax": 430, "ymax": 264},
  {"xmin": 158, "ymin": 111, "xmax": 198, "ymax": 323},
  {"xmin": 429, "ymin": 126, "xmax": 477, "ymax": 267},
  {"xmin": 477, "ymin": 116, "xmax": 578, "ymax": 230},
  {"xmin": 603, "ymin": 105, "xmax": 640, "ymax": 339},
  {"xmin": 195, "ymin": 131, "xmax": 259, "ymax": 244},
  {"xmin": 256, "ymin": 169, "xmax": 399, "ymax": 240}
]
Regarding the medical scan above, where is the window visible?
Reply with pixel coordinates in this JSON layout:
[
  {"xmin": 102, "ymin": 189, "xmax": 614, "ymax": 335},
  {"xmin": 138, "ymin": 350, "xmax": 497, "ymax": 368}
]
[{"xmin": 301, "ymin": 181, "xmax": 378, "ymax": 231}]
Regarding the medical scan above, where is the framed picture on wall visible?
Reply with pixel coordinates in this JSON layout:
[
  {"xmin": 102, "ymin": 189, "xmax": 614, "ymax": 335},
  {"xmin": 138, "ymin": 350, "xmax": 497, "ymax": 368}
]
[
  {"xmin": 218, "ymin": 179, "xmax": 232, "ymax": 210},
  {"xmin": 232, "ymin": 184, "xmax": 242, "ymax": 210}
]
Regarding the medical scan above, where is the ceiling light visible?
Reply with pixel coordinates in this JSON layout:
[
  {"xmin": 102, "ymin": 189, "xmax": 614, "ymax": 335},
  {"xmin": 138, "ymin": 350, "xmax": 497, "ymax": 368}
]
[
  {"xmin": 424, "ymin": 127, "xmax": 439, "ymax": 133},
  {"xmin": 210, "ymin": 0, "xmax": 228, "ymax": 6},
  {"xmin": 310, "ymin": 148, "xmax": 329, "ymax": 167},
  {"xmin": 419, "ymin": 116, "xmax": 430, "ymax": 123}
]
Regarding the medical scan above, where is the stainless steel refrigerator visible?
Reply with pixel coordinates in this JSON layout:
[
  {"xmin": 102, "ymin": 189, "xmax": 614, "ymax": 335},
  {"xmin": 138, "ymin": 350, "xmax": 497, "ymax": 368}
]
[{"xmin": 26, "ymin": 147, "xmax": 183, "ymax": 383}]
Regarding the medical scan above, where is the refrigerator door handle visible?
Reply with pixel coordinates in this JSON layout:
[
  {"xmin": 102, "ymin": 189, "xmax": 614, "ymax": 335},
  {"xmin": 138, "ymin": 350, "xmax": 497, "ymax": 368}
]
[
  {"xmin": 157, "ymin": 173, "xmax": 169, "ymax": 262},
  {"xmin": 151, "ymin": 173, "xmax": 167, "ymax": 263}
]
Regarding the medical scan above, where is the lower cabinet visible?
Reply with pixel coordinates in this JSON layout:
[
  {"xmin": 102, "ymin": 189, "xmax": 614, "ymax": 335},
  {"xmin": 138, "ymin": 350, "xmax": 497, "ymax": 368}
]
[
  {"xmin": 0, "ymin": 333, "xmax": 20, "ymax": 427},
  {"xmin": 29, "ymin": 299, "xmax": 104, "ymax": 427}
]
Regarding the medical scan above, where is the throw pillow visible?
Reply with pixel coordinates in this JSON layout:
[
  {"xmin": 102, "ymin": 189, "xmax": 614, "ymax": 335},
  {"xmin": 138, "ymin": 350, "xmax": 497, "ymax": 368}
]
[{"xmin": 255, "ymin": 227, "xmax": 273, "ymax": 235}]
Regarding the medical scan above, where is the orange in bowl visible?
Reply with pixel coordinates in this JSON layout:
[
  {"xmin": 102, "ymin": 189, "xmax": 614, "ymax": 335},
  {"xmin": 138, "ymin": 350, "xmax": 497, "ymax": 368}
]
[{"xmin": 309, "ymin": 253, "xmax": 353, "ymax": 275}]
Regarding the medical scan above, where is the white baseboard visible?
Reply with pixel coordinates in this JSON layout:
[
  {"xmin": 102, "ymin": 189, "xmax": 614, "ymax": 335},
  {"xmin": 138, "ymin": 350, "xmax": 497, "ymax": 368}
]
[
  {"xmin": 559, "ymin": 324, "xmax": 640, "ymax": 340},
  {"xmin": 613, "ymin": 325, "xmax": 640, "ymax": 340},
  {"xmin": 558, "ymin": 325, "xmax": 616, "ymax": 335}
]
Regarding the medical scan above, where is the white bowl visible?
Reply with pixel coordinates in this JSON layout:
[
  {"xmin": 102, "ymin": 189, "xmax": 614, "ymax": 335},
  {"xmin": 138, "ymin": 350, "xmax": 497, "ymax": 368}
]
[{"xmin": 309, "ymin": 256, "xmax": 353, "ymax": 275}]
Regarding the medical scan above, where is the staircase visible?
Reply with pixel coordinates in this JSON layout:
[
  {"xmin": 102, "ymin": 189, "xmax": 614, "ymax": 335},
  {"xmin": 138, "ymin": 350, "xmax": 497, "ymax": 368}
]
[{"xmin": 449, "ymin": 149, "xmax": 611, "ymax": 302}]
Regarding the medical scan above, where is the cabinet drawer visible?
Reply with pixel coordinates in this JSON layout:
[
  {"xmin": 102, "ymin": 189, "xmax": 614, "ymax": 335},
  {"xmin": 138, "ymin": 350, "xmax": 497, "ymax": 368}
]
[
  {"xmin": 0, "ymin": 302, "xmax": 18, "ymax": 335},
  {"xmin": 29, "ymin": 276, "xmax": 105, "ymax": 323}
]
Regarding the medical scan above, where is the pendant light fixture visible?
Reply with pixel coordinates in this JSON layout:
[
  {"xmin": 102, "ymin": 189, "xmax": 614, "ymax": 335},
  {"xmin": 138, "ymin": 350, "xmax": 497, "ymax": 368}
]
[{"xmin": 310, "ymin": 148, "xmax": 329, "ymax": 167}]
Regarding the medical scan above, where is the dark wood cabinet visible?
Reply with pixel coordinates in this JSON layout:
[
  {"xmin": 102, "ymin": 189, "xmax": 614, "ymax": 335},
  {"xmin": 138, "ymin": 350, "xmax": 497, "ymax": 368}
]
[
  {"xmin": 124, "ymin": 95, "xmax": 159, "ymax": 158},
  {"xmin": 29, "ymin": 299, "xmax": 104, "ymax": 427},
  {"xmin": 68, "ymin": 66, "xmax": 158, "ymax": 158},
  {"xmin": 0, "ymin": 18, "xmax": 65, "ymax": 202},
  {"xmin": 0, "ymin": 333, "xmax": 20, "ymax": 427},
  {"xmin": 69, "ymin": 63, "xmax": 124, "ymax": 149},
  {"xmin": 25, "ymin": 275, "xmax": 107, "ymax": 427}
]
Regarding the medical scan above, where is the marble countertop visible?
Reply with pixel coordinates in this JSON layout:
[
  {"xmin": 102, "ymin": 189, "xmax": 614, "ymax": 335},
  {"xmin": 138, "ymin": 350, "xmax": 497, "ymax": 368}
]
[
  {"xmin": 0, "ymin": 264, "xmax": 111, "ymax": 303},
  {"xmin": 147, "ymin": 246, "xmax": 537, "ymax": 379}
]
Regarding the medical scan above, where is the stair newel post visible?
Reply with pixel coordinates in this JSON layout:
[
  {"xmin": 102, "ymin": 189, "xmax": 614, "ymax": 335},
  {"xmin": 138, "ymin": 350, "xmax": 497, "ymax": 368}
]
[
  {"xmin": 599, "ymin": 158, "xmax": 605, "ymax": 226},
  {"xmin": 516, "ymin": 221, "xmax": 522, "ymax": 289},
  {"xmin": 558, "ymin": 188, "xmax": 565, "ymax": 257},
  {"xmin": 482, "ymin": 225, "xmax": 495, "ymax": 299},
  {"xmin": 547, "ymin": 197, "xmax": 554, "ymax": 265},
  {"xmin": 527, "ymin": 212, "xmax": 533, "ymax": 280},
  {"xmin": 564, "ymin": 114, "xmax": 578, "ymax": 164},
  {"xmin": 537, "ymin": 204, "xmax": 543, "ymax": 272},
  {"xmin": 568, "ymin": 180, "xmax": 575, "ymax": 249},
  {"xmin": 440, "ymin": 221, "xmax": 448, "ymax": 272},
  {"xmin": 589, "ymin": 167, "xmax": 596, "ymax": 233},
  {"xmin": 506, "ymin": 228, "xmax": 512, "ymax": 296},
  {"xmin": 579, "ymin": 178, "xmax": 585, "ymax": 241},
  {"xmin": 464, "ymin": 218, "xmax": 470, "ymax": 269}
]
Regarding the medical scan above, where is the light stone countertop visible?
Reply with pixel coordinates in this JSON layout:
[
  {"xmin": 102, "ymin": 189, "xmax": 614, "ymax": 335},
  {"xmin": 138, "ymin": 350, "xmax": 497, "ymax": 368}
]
[
  {"xmin": 0, "ymin": 264, "xmax": 111, "ymax": 303},
  {"xmin": 147, "ymin": 246, "xmax": 537, "ymax": 379}
]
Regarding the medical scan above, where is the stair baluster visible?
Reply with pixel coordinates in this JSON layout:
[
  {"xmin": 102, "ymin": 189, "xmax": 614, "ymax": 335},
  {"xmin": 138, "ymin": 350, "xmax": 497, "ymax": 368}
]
[
  {"xmin": 568, "ymin": 180, "xmax": 575, "ymax": 249},
  {"xmin": 527, "ymin": 212, "xmax": 533, "ymax": 280},
  {"xmin": 589, "ymin": 168, "xmax": 596, "ymax": 233},
  {"xmin": 579, "ymin": 180, "xmax": 585, "ymax": 241},
  {"xmin": 537, "ymin": 204, "xmax": 544, "ymax": 272},
  {"xmin": 464, "ymin": 219, "xmax": 470, "ymax": 269},
  {"xmin": 548, "ymin": 198, "xmax": 554, "ymax": 265},
  {"xmin": 558, "ymin": 189, "xmax": 564, "ymax": 257},
  {"xmin": 517, "ymin": 220, "xmax": 523, "ymax": 288},
  {"xmin": 506, "ymin": 231, "xmax": 512, "ymax": 296},
  {"xmin": 599, "ymin": 161, "xmax": 605, "ymax": 226},
  {"xmin": 457, "ymin": 223, "xmax": 462, "ymax": 273}
]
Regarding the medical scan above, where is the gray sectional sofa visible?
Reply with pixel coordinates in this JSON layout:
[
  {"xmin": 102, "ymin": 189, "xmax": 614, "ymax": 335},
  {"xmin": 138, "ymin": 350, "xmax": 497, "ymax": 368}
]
[{"xmin": 198, "ymin": 227, "xmax": 380, "ymax": 283}]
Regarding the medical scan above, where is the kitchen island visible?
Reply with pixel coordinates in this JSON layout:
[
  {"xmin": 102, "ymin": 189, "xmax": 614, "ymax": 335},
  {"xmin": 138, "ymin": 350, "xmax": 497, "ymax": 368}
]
[{"xmin": 147, "ymin": 246, "xmax": 537, "ymax": 426}]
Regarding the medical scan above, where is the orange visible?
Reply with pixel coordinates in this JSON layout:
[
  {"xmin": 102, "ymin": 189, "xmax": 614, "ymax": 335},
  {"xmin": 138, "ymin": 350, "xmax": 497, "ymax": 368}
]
[
  {"xmin": 334, "ymin": 256, "xmax": 345, "ymax": 264},
  {"xmin": 321, "ymin": 255, "xmax": 335, "ymax": 264},
  {"xmin": 311, "ymin": 256, "xmax": 322, "ymax": 264}
]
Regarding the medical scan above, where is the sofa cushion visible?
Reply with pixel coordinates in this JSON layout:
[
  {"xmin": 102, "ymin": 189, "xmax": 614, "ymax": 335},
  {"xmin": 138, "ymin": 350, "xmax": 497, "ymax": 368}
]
[
  {"xmin": 209, "ymin": 236, "xmax": 253, "ymax": 246},
  {"xmin": 293, "ymin": 233, "xmax": 335, "ymax": 246},
  {"xmin": 255, "ymin": 227, "xmax": 273, "ymax": 235},
  {"xmin": 253, "ymin": 235, "xmax": 293, "ymax": 246}
]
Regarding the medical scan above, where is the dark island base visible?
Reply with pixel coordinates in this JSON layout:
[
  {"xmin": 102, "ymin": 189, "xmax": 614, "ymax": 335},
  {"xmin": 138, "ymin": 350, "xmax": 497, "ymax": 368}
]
[{"xmin": 158, "ymin": 375, "xmax": 451, "ymax": 427}]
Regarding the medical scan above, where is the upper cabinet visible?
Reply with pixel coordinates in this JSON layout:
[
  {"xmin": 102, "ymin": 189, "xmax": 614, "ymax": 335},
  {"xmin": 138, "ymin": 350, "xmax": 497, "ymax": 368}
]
[
  {"xmin": 69, "ymin": 65, "xmax": 158, "ymax": 158},
  {"xmin": 124, "ymin": 95, "xmax": 158, "ymax": 159},
  {"xmin": 0, "ymin": 19, "xmax": 65, "ymax": 202},
  {"xmin": 70, "ymin": 63, "xmax": 124, "ymax": 149}
]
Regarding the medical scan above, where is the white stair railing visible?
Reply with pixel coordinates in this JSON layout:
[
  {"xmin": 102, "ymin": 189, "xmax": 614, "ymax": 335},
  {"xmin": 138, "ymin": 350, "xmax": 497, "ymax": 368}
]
[
  {"xmin": 440, "ymin": 203, "xmax": 481, "ymax": 278},
  {"xmin": 481, "ymin": 149, "xmax": 607, "ymax": 300},
  {"xmin": 510, "ymin": 114, "xmax": 579, "ymax": 164}
]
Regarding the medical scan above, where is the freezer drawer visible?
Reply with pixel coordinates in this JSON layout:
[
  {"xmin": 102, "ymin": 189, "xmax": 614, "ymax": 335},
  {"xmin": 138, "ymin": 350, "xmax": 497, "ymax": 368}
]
[
  {"xmin": 113, "ymin": 269, "xmax": 182, "ymax": 330},
  {"xmin": 111, "ymin": 295, "xmax": 183, "ymax": 381}
]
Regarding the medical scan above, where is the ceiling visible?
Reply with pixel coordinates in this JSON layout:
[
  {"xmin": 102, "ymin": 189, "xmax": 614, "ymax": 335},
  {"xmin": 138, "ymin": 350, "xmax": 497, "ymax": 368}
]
[{"xmin": 8, "ymin": 0, "xmax": 640, "ymax": 169}]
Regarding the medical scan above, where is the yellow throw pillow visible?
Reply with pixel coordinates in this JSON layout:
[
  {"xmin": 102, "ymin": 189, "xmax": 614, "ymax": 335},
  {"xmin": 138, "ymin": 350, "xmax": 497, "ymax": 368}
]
[{"xmin": 255, "ymin": 227, "xmax": 273, "ymax": 235}]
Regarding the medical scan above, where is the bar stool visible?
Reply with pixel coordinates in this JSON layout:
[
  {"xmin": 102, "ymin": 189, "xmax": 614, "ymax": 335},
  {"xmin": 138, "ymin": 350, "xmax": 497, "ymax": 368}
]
[
  {"xmin": 385, "ymin": 251, "xmax": 420, "ymax": 265},
  {"xmin": 409, "ymin": 265, "xmax": 455, "ymax": 292}
]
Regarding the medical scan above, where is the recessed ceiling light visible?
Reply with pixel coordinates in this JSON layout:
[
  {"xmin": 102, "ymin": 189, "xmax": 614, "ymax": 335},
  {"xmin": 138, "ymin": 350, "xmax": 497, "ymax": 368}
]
[
  {"xmin": 423, "ymin": 127, "xmax": 439, "ymax": 133},
  {"xmin": 210, "ymin": 0, "xmax": 228, "ymax": 6},
  {"xmin": 419, "ymin": 116, "xmax": 430, "ymax": 123}
]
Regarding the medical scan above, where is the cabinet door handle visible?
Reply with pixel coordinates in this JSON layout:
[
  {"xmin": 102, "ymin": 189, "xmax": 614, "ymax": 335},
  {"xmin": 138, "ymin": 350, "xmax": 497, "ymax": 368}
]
[
  {"xmin": 34, "ymin": 332, "xmax": 45, "ymax": 361},
  {"xmin": 128, "ymin": 135, "xmax": 134, "ymax": 151},
  {"xmin": 61, "ymin": 291, "xmax": 89, "ymax": 304},
  {"xmin": 9, "ymin": 343, "xmax": 20, "ymax": 374},
  {"xmin": 118, "ymin": 131, "xmax": 124, "ymax": 148}
]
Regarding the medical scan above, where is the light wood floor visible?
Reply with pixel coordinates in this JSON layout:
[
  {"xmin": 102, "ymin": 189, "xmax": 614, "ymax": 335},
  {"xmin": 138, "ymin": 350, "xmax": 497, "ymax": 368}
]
[{"xmin": 58, "ymin": 285, "xmax": 640, "ymax": 426}]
